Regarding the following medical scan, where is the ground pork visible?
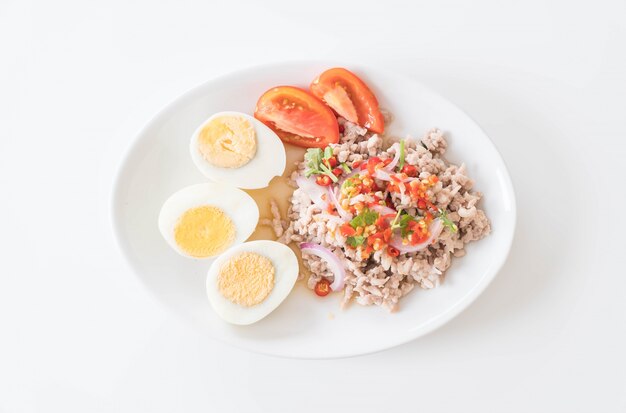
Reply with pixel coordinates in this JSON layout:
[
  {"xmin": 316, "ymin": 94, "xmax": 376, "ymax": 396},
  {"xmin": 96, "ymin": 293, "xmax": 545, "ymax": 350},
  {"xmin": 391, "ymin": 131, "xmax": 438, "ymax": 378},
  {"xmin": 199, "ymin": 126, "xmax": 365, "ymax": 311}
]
[{"xmin": 280, "ymin": 118, "xmax": 490, "ymax": 311}]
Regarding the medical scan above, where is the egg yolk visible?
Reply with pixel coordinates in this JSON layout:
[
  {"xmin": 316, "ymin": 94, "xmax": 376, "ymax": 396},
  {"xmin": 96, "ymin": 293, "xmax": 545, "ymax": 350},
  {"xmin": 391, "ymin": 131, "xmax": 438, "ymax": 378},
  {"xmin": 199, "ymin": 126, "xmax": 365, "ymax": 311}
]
[
  {"xmin": 197, "ymin": 115, "xmax": 257, "ymax": 169},
  {"xmin": 217, "ymin": 252, "xmax": 275, "ymax": 306},
  {"xmin": 174, "ymin": 206, "xmax": 235, "ymax": 258}
]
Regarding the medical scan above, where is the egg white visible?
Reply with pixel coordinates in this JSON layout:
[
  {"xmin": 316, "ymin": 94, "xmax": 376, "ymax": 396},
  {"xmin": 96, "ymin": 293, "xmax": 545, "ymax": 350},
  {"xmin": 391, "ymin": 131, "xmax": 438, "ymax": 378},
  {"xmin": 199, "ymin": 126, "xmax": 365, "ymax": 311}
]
[
  {"xmin": 190, "ymin": 111, "xmax": 286, "ymax": 190},
  {"xmin": 206, "ymin": 240, "xmax": 299, "ymax": 325},
  {"xmin": 158, "ymin": 183, "xmax": 259, "ymax": 259}
]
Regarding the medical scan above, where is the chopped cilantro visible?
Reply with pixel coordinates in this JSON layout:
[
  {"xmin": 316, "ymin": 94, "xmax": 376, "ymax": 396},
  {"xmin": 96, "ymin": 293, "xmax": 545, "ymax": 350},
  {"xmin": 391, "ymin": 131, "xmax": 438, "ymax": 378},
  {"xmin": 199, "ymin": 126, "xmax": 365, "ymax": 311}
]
[
  {"xmin": 390, "ymin": 209, "xmax": 422, "ymax": 237},
  {"xmin": 349, "ymin": 208, "xmax": 379, "ymax": 229},
  {"xmin": 346, "ymin": 235, "xmax": 366, "ymax": 247},
  {"xmin": 341, "ymin": 178, "xmax": 355, "ymax": 193},
  {"xmin": 391, "ymin": 213, "xmax": 417, "ymax": 237},
  {"xmin": 398, "ymin": 214, "xmax": 416, "ymax": 237},
  {"xmin": 438, "ymin": 209, "xmax": 458, "ymax": 233}
]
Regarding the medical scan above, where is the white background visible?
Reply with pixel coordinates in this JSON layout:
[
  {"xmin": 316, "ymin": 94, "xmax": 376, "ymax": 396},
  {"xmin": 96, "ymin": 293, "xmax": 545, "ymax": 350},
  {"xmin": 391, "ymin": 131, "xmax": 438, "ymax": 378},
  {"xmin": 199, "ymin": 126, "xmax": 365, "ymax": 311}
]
[{"xmin": 1, "ymin": 0, "xmax": 625, "ymax": 411}]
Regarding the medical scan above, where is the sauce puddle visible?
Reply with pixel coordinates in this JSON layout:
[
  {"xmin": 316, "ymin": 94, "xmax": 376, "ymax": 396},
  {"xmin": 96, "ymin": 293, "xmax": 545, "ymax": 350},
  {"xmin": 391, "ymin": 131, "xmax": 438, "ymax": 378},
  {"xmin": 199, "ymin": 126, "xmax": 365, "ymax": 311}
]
[{"xmin": 244, "ymin": 144, "xmax": 306, "ymax": 242}]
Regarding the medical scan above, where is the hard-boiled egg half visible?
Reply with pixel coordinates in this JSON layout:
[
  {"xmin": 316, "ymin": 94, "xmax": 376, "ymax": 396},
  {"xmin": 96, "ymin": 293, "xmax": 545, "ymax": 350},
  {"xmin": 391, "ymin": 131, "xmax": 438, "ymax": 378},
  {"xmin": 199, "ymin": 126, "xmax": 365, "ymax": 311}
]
[
  {"xmin": 206, "ymin": 240, "xmax": 299, "ymax": 325},
  {"xmin": 190, "ymin": 111, "xmax": 287, "ymax": 189},
  {"xmin": 158, "ymin": 183, "xmax": 259, "ymax": 259}
]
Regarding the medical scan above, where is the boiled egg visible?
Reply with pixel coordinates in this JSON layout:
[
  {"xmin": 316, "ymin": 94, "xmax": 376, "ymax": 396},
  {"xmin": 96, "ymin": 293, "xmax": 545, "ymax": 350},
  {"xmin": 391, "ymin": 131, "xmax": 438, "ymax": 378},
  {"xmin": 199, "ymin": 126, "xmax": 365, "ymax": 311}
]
[
  {"xmin": 158, "ymin": 183, "xmax": 259, "ymax": 259},
  {"xmin": 206, "ymin": 240, "xmax": 298, "ymax": 325},
  {"xmin": 190, "ymin": 111, "xmax": 287, "ymax": 189}
]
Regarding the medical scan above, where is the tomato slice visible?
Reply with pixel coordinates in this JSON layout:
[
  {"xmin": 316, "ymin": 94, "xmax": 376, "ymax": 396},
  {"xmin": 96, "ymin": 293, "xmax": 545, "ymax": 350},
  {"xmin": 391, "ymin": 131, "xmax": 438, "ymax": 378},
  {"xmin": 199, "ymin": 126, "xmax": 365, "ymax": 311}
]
[
  {"xmin": 254, "ymin": 86, "xmax": 339, "ymax": 148},
  {"xmin": 310, "ymin": 68, "xmax": 385, "ymax": 134}
]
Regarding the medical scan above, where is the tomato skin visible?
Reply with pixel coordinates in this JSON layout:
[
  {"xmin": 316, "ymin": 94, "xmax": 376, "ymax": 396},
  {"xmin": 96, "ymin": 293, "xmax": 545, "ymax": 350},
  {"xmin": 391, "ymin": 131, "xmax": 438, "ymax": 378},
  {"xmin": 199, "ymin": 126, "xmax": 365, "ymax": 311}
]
[
  {"xmin": 310, "ymin": 68, "xmax": 385, "ymax": 134},
  {"xmin": 254, "ymin": 86, "xmax": 340, "ymax": 148},
  {"xmin": 314, "ymin": 279, "xmax": 331, "ymax": 296},
  {"xmin": 332, "ymin": 167, "xmax": 343, "ymax": 177}
]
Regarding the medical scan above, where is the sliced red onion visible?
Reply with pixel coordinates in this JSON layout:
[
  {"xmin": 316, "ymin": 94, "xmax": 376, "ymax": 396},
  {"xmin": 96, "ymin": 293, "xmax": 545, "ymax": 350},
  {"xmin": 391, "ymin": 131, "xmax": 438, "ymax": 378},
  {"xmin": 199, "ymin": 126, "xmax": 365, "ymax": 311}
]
[
  {"xmin": 299, "ymin": 243, "xmax": 346, "ymax": 291},
  {"xmin": 296, "ymin": 176, "xmax": 329, "ymax": 210},
  {"xmin": 369, "ymin": 204, "xmax": 396, "ymax": 216},
  {"xmin": 327, "ymin": 185, "xmax": 352, "ymax": 221},
  {"xmin": 390, "ymin": 218, "xmax": 443, "ymax": 253},
  {"xmin": 383, "ymin": 143, "xmax": 401, "ymax": 171},
  {"xmin": 374, "ymin": 168, "xmax": 392, "ymax": 181},
  {"xmin": 375, "ymin": 169, "xmax": 416, "ymax": 184}
]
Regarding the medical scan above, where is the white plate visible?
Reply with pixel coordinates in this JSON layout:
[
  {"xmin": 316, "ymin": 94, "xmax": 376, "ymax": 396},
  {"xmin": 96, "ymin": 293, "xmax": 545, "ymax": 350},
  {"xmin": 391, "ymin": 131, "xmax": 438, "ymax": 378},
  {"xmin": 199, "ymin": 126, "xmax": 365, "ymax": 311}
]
[{"xmin": 111, "ymin": 62, "xmax": 516, "ymax": 359}]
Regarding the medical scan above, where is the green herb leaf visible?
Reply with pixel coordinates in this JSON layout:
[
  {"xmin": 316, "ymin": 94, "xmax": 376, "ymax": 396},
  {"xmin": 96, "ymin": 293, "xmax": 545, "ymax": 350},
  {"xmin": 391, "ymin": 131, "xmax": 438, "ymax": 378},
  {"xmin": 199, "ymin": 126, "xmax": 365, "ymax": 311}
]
[
  {"xmin": 323, "ymin": 146, "xmax": 333, "ymax": 160},
  {"xmin": 397, "ymin": 139, "xmax": 405, "ymax": 172},
  {"xmin": 399, "ymin": 214, "xmax": 415, "ymax": 237},
  {"xmin": 341, "ymin": 178, "xmax": 355, "ymax": 192},
  {"xmin": 350, "ymin": 208, "xmax": 379, "ymax": 229},
  {"xmin": 304, "ymin": 148, "xmax": 322, "ymax": 172},
  {"xmin": 304, "ymin": 147, "xmax": 339, "ymax": 182},
  {"xmin": 438, "ymin": 209, "xmax": 458, "ymax": 233},
  {"xmin": 389, "ymin": 209, "xmax": 420, "ymax": 237},
  {"xmin": 389, "ymin": 208, "xmax": 403, "ymax": 229},
  {"xmin": 319, "ymin": 162, "xmax": 338, "ymax": 182},
  {"xmin": 346, "ymin": 235, "xmax": 366, "ymax": 247}
]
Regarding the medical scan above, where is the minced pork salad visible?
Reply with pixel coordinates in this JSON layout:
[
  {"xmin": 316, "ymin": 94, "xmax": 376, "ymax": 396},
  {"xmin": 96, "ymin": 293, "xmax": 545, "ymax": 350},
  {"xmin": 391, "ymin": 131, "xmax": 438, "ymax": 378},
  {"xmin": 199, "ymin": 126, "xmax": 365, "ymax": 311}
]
[{"xmin": 272, "ymin": 117, "xmax": 491, "ymax": 311}]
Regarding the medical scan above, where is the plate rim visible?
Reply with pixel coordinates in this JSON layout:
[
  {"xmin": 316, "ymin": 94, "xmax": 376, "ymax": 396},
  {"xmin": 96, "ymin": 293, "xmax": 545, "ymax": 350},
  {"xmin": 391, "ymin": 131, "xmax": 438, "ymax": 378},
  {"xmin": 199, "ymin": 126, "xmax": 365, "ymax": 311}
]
[{"xmin": 110, "ymin": 60, "xmax": 517, "ymax": 359}]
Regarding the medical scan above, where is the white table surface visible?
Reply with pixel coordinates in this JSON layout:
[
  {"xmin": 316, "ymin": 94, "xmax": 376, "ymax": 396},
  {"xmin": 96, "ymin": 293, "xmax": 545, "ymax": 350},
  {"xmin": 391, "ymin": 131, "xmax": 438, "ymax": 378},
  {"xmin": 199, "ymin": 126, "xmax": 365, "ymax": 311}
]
[{"xmin": 1, "ymin": 0, "xmax": 625, "ymax": 411}]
